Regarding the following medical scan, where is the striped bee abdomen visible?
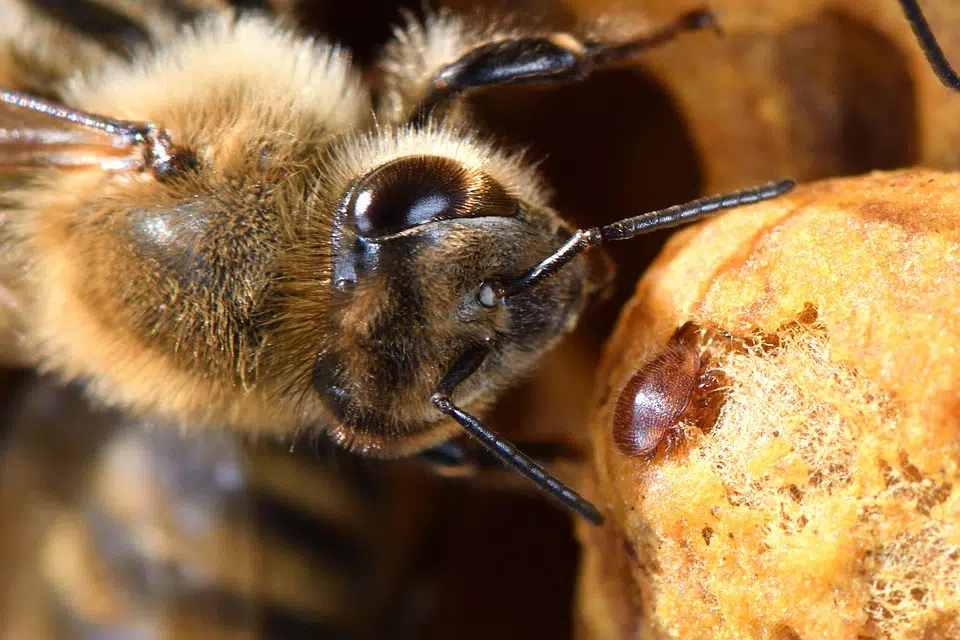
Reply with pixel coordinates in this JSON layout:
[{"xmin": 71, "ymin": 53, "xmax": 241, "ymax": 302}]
[{"xmin": 0, "ymin": 377, "xmax": 447, "ymax": 640}]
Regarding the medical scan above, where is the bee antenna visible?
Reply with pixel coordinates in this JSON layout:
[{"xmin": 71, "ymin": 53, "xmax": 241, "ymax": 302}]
[
  {"xmin": 897, "ymin": 0, "xmax": 960, "ymax": 91},
  {"xmin": 431, "ymin": 341, "xmax": 605, "ymax": 525},
  {"xmin": 1, "ymin": 89, "xmax": 150, "ymax": 142},
  {"xmin": 1, "ymin": 89, "xmax": 191, "ymax": 176},
  {"xmin": 496, "ymin": 179, "xmax": 796, "ymax": 299}
]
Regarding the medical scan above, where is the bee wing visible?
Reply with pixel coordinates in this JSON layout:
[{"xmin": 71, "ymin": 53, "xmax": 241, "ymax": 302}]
[{"xmin": 0, "ymin": 92, "xmax": 144, "ymax": 172}]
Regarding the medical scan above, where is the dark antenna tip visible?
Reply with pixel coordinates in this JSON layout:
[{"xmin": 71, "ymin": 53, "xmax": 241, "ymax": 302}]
[
  {"xmin": 897, "ymin": 0, "xmax": 960, "ymax": 91},
  {"xmin": 500, "ymin": 178, "xmax": 796, "ymax": 299},
  {"xmin": 433, "ymin": 345, "xmax": 605, "ymax": 526},
  {"xmin": 432, "ymin": 391, "xmax": 605, "ymax": 525}
]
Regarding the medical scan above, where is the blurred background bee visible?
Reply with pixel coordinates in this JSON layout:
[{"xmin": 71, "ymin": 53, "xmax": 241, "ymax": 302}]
[
  {"xmin": 0, "ymin": 0, "xmax": 798, "ymax": 637},
  {"xmin": 0, "ymin": 375, "xmax": 465, "ymax": 639}
]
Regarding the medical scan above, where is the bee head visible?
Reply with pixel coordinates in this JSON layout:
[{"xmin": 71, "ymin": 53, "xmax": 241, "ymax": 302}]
[{"xmin": 308, "ymin": 153, "xmax": 591, "ymax": 454}]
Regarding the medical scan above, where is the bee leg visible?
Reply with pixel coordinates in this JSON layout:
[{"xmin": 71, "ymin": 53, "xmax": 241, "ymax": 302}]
[
  {"xmin": 418, "ymin": 439, "xmax": 585, "ymax": 477},
  {"xmin": 391, "ymin": 7, "xmax": 717, "ymax": 121},
  {"xmin": 417, "ymin": 440, "xmax": 476, "ymax": 478},
  {"xmin": 430, "ymin": 343, "xmax": 604, "ymax": 525}
]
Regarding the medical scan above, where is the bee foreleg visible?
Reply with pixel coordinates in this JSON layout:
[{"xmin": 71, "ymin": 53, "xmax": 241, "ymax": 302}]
[
  {"xmin": 430, "ymin": 344, "xmax": 604, "ymax": 525},
  {"xmin": 408, "ymin": 7, "xmax": 717, "ymax": 121}
]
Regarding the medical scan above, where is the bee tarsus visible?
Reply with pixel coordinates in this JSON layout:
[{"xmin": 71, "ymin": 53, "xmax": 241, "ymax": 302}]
[{"xmin": 414, "ymin": 7, "xmax": 719, "ymax": 120}]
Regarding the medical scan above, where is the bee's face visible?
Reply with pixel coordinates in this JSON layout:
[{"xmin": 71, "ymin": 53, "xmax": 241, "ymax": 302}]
[{"xmin": 311, "ymin": 155, "xmax": 588, "ymax": 454}]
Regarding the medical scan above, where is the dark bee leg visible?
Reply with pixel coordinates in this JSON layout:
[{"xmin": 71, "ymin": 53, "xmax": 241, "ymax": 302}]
[
  {"xmin": 417, "ymin": 439, "xmax": 585, "ymax": 480},
  {"xmin": 430, "ymin": 343, "xmax": 604, "ymax": 525},
  {"xmin": 408, "ymin": 8, "xmax": 716, "ymax": 120},
  {"xmin": 417, "ymin": 440, "xmax": 473, "ymax": 476},
  {"xmin": 897, "ymin": 0, "xmax": 960, "ymax": 91}
]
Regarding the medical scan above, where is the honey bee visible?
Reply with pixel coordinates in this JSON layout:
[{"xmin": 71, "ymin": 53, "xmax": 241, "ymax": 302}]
[
  {"xmin": 0, "ymin": 0, "xmax": 795, "ymax": 528},
  {"xmin": 0, "ymin": 374, "xmax": 452, "ymax": 638}
]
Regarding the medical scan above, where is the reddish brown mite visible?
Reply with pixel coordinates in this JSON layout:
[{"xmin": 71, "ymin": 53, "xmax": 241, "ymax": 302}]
[{"xmin": 613, "ymin": 323, "xmax": 725, "ymax": 459}]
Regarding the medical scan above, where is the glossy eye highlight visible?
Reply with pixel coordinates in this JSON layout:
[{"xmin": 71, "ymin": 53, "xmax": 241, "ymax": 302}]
[{"xmin": 347, "ymin": 156, "xmax": 516, "ymax": 238}]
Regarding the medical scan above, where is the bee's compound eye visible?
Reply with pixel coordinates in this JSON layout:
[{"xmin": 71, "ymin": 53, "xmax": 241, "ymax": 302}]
[
  {"xmin": 333, "ymin": 278, "xmax": 355, "ymax": 294},
  {"xmin": 478, "ymin": 281, "xmax": 498, "ymax": 308},
  {"xmin": 612, "ymin": 339, "xmax": 700, "ymax": 458},
  {"xmin": 347, "ymin": 156, "xmax": 516, "ymax": 237}
]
